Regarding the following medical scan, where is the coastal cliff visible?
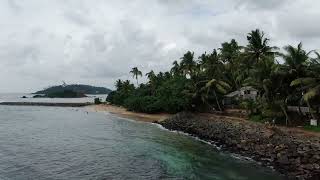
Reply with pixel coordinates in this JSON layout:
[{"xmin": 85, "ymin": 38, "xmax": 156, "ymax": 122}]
[{"xmin": 159, "ymin": 112, "xmax": 320, "ymax": 180}]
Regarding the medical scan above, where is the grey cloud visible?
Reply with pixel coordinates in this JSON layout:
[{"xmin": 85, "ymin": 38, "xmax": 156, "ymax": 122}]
[
  {"xmin": 0, "ymin": 0, "xmax": 320, "ymax": 92},
  {"xmin": 236, "ymin": 0, "xmax": 291, "ymax": 10}
]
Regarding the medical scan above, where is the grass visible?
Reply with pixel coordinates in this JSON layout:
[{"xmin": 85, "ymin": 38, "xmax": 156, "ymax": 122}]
[
  {"xmin": 304, "ymin": 125, "xmax": 320, "ymax": 132},
  {"xmin": 249, "ymin": 114, "xmax": 267, "ymax": 123}
]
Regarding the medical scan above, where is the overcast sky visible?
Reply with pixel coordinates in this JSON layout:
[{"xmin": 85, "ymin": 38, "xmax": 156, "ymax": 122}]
[{"xmin": 0, "ymin": 0, "xmax": 320, "ymax": 92}]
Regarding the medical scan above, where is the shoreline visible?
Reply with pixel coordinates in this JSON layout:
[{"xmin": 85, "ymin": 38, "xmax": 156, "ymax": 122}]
[
  {"xmin": 89, "ymin": 104, "xmax": 320, "ymax": 179},
  {"xmin": 87, "ymin": 104, "xmax": 172, "ymax": 122},
  {"xmin": 159, "ymin": 112, "xmax": 320, "ymax": 179}
]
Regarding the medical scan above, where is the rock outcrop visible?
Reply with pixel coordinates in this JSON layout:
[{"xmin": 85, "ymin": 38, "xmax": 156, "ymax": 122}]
[{"xmin": 159, "ymin": 112, "xmax": 320, "ymax": 180}]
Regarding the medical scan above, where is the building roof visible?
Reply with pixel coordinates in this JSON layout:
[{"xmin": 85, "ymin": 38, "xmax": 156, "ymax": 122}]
[
  {"xmin": 225, "ymin": 86, "xmax": 258, "ymax": 97},
  {"xmin": 239, "ymin": 86, "xmax": 258, "ymax": 91},
  {"xmin": 225, "ymin": 90, "xmax": 240, "ymax": 97}
]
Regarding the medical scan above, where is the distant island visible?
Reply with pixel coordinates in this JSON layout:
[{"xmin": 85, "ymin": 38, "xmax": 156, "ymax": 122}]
[
  {"xmin": 34, "ymin": 84, "xmax": 112, "ymax": 95},
  {"xmin": 33, "ymin": 90, "xmax": 87, "ymax": 98}
]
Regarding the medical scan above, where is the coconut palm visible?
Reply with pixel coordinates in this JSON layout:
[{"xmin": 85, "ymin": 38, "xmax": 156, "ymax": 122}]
[
  {"xmin": 115, "ymin": 79, "xmax": 122, "ymax": 91},
  {"xmin": 244, "ymin": 29, "xmax": 278, "ymax": 65},
  {"xmin": 219, "ymin": 39, "xmax": 241, "ymax": 64},
  {"xmin": 130, "ymin": 67, "xmax": 142, "ymax": 86},
  {"xmin": 311, "ymin": 51, "xmax": 320, "ymax": 65},
  {"xmin": 146, "ymin": 70, "xmax": 156, "ymax": 81},
  {"xmin": 308, "ymin": 51, "xmax": 320, "ymax": 76},
  {"xmin": 180, "ymin": 51, "xmax": 196, "ymax": 78},
  {"xmin": 200, "ymin": 79, "xmax": 231, "ymax": 111},
  {"xmin": 219, "ymin": 39, "xmax": 242, "ymax": 89},
  {"xmin": 242, "ymin": 30, "xmax": 279, "ymax": 97},
  {"xmin": 146, "ymin": 70, "xmax": 157, "ymax": 95},
  {"xmin": 291, "ymin": 77, "xmax": 320, "ymax": 121},
  {"xmin": 281, "ymin": 43, "xmax": 310, "ymax": 77},
  {"xmin": 170, "ymin": 61, "xmax": 181, "ymax": 76}
]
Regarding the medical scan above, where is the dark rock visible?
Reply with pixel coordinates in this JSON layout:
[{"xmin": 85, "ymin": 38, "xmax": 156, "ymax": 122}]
[{"xmin": 159, "ymin": 112, "xmax": 320, "ymax": 180}]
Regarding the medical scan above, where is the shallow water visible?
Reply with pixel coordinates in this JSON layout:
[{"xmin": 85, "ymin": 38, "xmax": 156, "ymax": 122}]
[
  {"xmin": 0, "ymin": 106, "xmax": 283, "ymax": 180},
  {"xmin": 0, "ymin": 93, "xmax": 108, "ymax": 103}
]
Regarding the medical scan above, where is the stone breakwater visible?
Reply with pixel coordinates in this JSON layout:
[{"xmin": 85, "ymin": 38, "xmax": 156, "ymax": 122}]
[
  {"xmin": 158, "ymin": 112, "xmax": 320, "ymax": 180},
  {"xmin": 0, "ymin": 102, "xmax": 92, "ymax": 107}
]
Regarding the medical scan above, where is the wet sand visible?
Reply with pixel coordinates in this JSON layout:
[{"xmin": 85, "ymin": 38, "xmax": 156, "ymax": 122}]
[{"xmin": 87, "ymin": 104, "xmax": 171, "ymax": 122}]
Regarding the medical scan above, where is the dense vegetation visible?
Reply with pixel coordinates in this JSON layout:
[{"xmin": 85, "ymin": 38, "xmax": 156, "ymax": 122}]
[
  {"xmin": 33, "ymin": 90, "xmax": 87, "ymax": 98},
  {"xmin": 35, "ymin": 84, "xmax": 112, "ymax": 95},
  {"xmin": 107, "ymin": 29, "xmax": 320, "ymax": 125}
]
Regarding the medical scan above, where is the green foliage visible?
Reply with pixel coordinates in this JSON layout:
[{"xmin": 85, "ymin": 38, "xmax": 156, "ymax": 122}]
[
  {"xmin": 94, "ymin": 98, "xmax": 102, "ymax": 104},
  {"xmin": 46, "ymin": 90, "xmax": 86, "ymax": 98},
  {"xmin": 249, "ymin": 114, "xmax": 266, "ymax": 123},
  {"xmin": 106, "ymin": 29, "xmax": 320, "ymax": 124},
  {"xmin": 240, "ymin": 99, "xmax": 257, "ymax": 113},
  {"xmin": 304, "ymin": 125, "xmax": 320, "ymax": 132},
  {"xmin": 130, "ymin": 67, "xmax": 142, "ymax": 86},
  {"xmin": 35, "ymin": 84, "xmax": 111, "ymax": 94}
]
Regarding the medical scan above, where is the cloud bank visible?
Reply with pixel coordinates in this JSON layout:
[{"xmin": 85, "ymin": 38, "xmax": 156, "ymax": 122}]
[{"xmin": 0, "ymin": 0, "xmax": 320, "ymax": 92}]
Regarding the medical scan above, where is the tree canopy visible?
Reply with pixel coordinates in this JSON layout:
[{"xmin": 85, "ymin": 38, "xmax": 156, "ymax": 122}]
[{"xmin": 107, "ymin": 29, "xmax": 320, "ymax": 125}]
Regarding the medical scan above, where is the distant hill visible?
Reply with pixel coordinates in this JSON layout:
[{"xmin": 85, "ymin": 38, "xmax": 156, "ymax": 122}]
[
  {"xmin": 34, "ymin": 84, "xmax": 112, "ymax": 95},
  {"xmin": 33, "ymin": 90, "xmax": 87, "ymax": 98}
]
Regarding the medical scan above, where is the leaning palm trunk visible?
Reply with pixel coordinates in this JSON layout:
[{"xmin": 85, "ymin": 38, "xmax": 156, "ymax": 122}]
[
  {"xmin": 306, "ymin": 100, "xmax": 317, "ymax": 121},
  {"xmin": 213, "ymin": 90, "xmax": 222, "ymax": 111},
  {"xmin": 280, "ymin": 103, "xmax": 289, "ymax": 126}
]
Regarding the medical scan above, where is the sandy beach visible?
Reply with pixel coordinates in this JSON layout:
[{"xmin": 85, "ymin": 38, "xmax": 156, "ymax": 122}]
[{"xmin": 87, "ymin": 104, "xmax": 171, "ymax": 122}]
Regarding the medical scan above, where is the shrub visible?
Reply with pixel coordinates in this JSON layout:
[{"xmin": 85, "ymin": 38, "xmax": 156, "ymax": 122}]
[
  {"xmin": 94, "ymin": 98, "xmax": 102, "ymax": 104},
  {"xmin": 124, "ymin": 96, "xmax": 161, "ymax": 113}
]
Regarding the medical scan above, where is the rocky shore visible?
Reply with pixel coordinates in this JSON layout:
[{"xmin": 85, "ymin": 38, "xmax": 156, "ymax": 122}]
[{"xmin": 158, "ymin": 112, "xmax": 320, "ymax": 180}]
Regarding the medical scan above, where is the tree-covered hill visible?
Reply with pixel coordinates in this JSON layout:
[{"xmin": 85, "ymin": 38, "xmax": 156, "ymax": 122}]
[{"xmin": 35, "ymin": 84, "xmax": 112, "ymax": 95}]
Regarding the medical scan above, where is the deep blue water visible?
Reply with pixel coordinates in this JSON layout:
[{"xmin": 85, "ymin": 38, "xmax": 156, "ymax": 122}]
[{"xmin": 0, "ymin": 106, "xmax": 283, "ymax": 180}]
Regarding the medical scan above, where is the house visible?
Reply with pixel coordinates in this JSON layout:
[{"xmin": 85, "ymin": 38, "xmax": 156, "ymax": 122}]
[{"xmin": 223, "ymin": 86, "xmax": 258, "ymax": 105}]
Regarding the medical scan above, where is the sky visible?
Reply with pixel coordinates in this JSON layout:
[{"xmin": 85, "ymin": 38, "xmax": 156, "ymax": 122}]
[{"xmin": 0, "ymin": 0, "xmax": 320, "ymax": 93}]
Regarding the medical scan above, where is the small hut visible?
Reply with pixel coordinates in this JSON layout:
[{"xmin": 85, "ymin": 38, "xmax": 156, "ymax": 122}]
[{"xmin": 223, "ymin": 86, "xmax": 258, "ymax": 105}]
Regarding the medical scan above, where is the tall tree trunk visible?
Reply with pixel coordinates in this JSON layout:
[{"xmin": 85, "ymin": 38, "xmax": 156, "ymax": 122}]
[
  {"xmin": 280, "ymin": 103, "xmax": 289, "ymax": 126},
  {"xmin": 213, "ymin": 90, "xmax": 222, "ymax": 111},
  {"xmin": 306, "ymin": 100, "xmax": 317, "ymax": 120}
]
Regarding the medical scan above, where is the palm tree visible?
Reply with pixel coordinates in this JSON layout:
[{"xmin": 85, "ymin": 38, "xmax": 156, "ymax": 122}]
[
  {"xmin": 146, "ymin": 70, "xmax": 157, "ymax": 95},
  {"xmin": 180, "ymin": 51, "xmax": 196, "ymax": 78},
  {"xmin": 242, "ymin": 30, "xmax": 278, "ymax": 96},
  {"xmin": 170, "ymin": 61, "xmax": 181, "ymax": 76},
  {"xmin": 201, "ymin": 49, "xmax": 224, "ymax": 79},
  {"xmin": 219, "ymin": 39, "xmax": 241, "ymax": 64},
  {"xmin": 307, "ymin": 51, "xmax": 320, "ymax": 77},
  {"xmin": 115, "ymin": 79, "xmax": 123, "ymax": 91},
  {"xmin": 130, "ymin": 67, "xmax": 142, "ymax": 86},
  {"xmin": 146, "ymin": 70, "xmax": 156, "ymax": 81},
  {"xmin": 244, "ymin": 29, "xmax": 278, "ymax": 65},
  {"xmin": 281, "ymin": 43, "xmax": 310, "ymax": 77},
  {"xmin": 188, "ymin": 79, "xmax": 230, "ymax": 112},
  {"xmin": 291, "ymin": 77, "xmax": 320, "ymax": 121},
  {"xmin": 122, "ymin": 80, "xmax": 135, "ymax": 93},
  {"xmin": 275, "ymin": 43, "xmax": 312, "ymax": 118},
  {"xmin": 219, "ymin": 39, "xmax": 242, "ymax": 89},
  {"xmin": 200, "ymin": 79, "xmax": 230, "ymax": 111}
]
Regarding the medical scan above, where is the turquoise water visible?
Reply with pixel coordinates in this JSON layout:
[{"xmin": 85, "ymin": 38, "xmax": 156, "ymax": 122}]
[{"xmin": 0, "ymin": 106, "xmax": 283, "ymax": 180}]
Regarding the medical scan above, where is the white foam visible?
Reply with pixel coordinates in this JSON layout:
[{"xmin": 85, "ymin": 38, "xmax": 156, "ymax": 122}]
[{"xmin": 153, "ymin": 123, "xmax": 222, "ymax": 150}]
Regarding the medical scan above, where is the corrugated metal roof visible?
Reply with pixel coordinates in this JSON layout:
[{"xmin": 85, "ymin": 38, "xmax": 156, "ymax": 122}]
[
  {"xmin": 225, "ymin": 90, "xmax": 240, "ymax": 97},
  {"xmin": 225, "ymin": 86, "xmax": 258, "ymax": 97},
  {"xmin": 239, "ymin": 86, "xmax": 258, "ymax": 91}
]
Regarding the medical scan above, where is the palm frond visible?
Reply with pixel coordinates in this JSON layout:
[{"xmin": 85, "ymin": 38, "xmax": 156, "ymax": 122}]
[
  {"xmin": 215, "ymin": 84, "xmax": 228, "ymax": 94},
  {"xmin": 290, "ymin": 78, "xmax": 316, "ymax": 87},
  {"xmin": 303, "ymin": 85, "xmax": 320, "ymax": 101}
]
